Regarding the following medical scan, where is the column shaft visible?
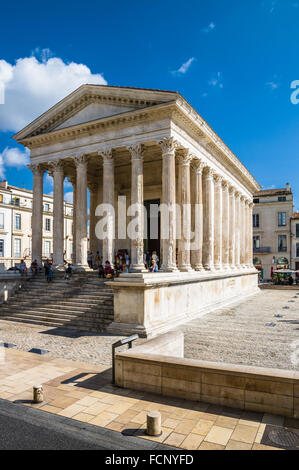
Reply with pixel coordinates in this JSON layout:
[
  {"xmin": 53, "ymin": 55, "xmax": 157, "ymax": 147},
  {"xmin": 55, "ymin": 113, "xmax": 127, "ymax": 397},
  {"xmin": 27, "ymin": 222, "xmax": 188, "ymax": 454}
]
[
  {"xmin": 229, "ymin": 187, "xmax": 236, "ymax": 268},
  {"xmin": 128, "ymin": 144, "xmax": 145, "ymax": 272},
  {"xmin": 177, "ymin": 150, "xmax": 193, "ymax": 271},
  {"xmin": 50, "ymin": 161, "xmax": 64, "ymax": 265},
  {"xmin": 222, "ymin": 181, "xmax": 230, "ymax": 269},
  {"xmin": 28, "ymin": 164, "xmax": 44, "ymax": 265},
  {"xmin": 159, "ymin": 138, "xmax": 177, "ymax": 272},
  {"xmin": 191, "ymin": 161, "xmax": 204, "ymax": 271},
  {"xmin": 68, "ymin": 177, "xmax": 76, "ymax": 263},
  {"xmin": 89, "ymin": 185, "xmax": 98, "ymax": 255},
  {"xmin": 74, "ymin": 156, "xmax": 88, "ymax": 266},
  {"xmin": 202, "ymin": 167, "xmax": 215, "ymax": 270},
  {"xmin": 100, "ymin": 150, "xmax": 115, "ymax": 266},
  {"xmin": 213, "ymin": 175, "xmax": 223, "ymax": 270},
  {"xmin": 235, "ymin": 192, "xmax": 241, "ymax": 268},
  {"xmin": 248, "ymin": 202, "xmax": 254, "ymax": 267},
  {"xmin": 240, "ymin": 197, "xmax": 246, "ymax": 267}
]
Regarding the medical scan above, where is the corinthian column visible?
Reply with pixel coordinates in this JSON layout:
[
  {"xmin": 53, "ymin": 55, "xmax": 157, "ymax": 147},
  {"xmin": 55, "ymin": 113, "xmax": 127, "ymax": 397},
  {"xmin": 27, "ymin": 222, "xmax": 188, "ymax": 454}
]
[
  {"xmin": 248, "ymin": 202, "xmax": 254, "ymax": 267},
  {"xmin": 128, "ymin": 144, "xmax": 146, "ymax": 272},
  {"xmin": 67, "ymin": 176, "xmax": 76, "ymax": 263},
  {"xmin": 74, "ymin": 155, "xmax": 88, "ymax": 267},
  {"xmin": 222, "ymin": 180, "xmax": 230, "ymax": 270},
  {"xmin": 49, "ymin": 160, "xmax": 64, "ymax": 265},
  {"xmin": 158, "ymin": 138, "xmax": 177, "ymax": 272},
  {"xmin": 240, "ymin": 196, "xmax": 246, "ymax": 268},
  {"xmin": 177, "ymin": 149, "xmax": 193, "ymax": 272},
  {"xmin": 28, "ymin": 164, "xmax": 44, "ymax": 265},
  {"xmin": 235, "ymin": 192, "xmax": 241, "ymax": 269},
  {"xmin": 229, "ymin": 186, "xmax": 236, "ymax": 269},
  {"xmin": 213, "ymin": 174, "xmax": 223, "ymax": 270},
  {"xmin": 88, "ymin": 184, "xmax": 98, "ymax": 255},
  {"xmin": 191, "ymin": 160, "xmax": 205, "ymax": 271},
  {"xmin": 99, "ymin": 149, "xmax": 115, "ymax": 266},
  {"xmin": 202, "ymin": 166, "xmax": 215, "ymax": 271}
]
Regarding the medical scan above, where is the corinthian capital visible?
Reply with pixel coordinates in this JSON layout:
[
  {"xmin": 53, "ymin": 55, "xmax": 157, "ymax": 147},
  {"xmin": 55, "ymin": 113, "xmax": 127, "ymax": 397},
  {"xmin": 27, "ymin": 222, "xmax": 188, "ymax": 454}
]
[
  {"xmin": 213, "ymin": 173, "xmax": 223, "ymax": 186},
  {"xmin": 27, "ymin": 164, "xmax": 44, "ymax": 176},
  {"xmin": 98, "ymin": 149, "xmax": 113, "ymax": 163},
  {"xmin": 127, "ymin": 144, "xmax": 144, "ymax": 161},
  {"xmin": 192, "ymin": 159, "xmax": 206, "ymax": 174},
  {"xmin": 203, "ymin": 166, "xmax": 214, "ymax": 179},
  {"xmin": 74, "ymin": 155, "xmax": 87, "ymax": 168},
  {"xmin": 177, "ymin": 148, "xmax": 192, "ymax": 166},
  {"xmin": 48, "ymin": 160, "xmax": 64, "ymax": 172},
  {"xmin": 158, "ymin": 137, "xmax": 178, "ymax": 154}
]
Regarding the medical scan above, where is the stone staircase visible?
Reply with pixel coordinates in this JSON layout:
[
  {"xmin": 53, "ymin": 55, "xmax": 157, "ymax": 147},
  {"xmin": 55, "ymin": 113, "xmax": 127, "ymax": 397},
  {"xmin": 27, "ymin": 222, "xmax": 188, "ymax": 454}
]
[{"xmin": 0, "ymin": 271, "xmax": 114, "ymax": 332}]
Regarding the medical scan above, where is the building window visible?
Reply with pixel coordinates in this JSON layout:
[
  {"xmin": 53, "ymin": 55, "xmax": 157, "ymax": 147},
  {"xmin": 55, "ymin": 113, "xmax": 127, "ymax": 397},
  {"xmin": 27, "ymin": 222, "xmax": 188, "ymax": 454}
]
[
  {"xmin": 15, "ymin": 213, "xmax": 21, "ymax": 230},
  {"xmin": 253, "ymin": 214, "xmax": 259, "ymax": 228},
  {"xmin": 45, "ymin": 218, "xmax": 51, "ymax": 231},
  {"xmin": 278, "ymin": 212, "xmax": 286, "ymax": 227},
  {"xmin": 0, "ymin": 239, "xmax": 4, "ymax": 257},
  {"xmin": 253, "ymin": 236, "xmax": 260, "ymax": 249},
  {"xmin": 278, "ymin": 235, "xmax": 287, "ymax": 252},
  {"xmin": 0, "ymin": 213, "xmax": 4, "ymax": 229},
  {"xmin": 44, "ymin": 241, "xmax": 51, "ymax": 257},
  {"xmin": 296, "ymin": 224, "xmax": 299, "ymax": 238},
  {"xmin": 44, "ymin": 203, "xmax": 50, "ymax": 212},
  {"xmin": 278, "ymin": 196, "xmax": 286, "ymax": 202},
  {"xmin": 253, "ymin": 198, "xmax": 259, "ymax": 204},
  {"xmin": 12, "ymin": 197, "xmax": 20, "ymax": 206},
  {"xmin": 296, "ymin": 243, "xmax": 299, "ymax": 258},
  {"xmin": 14, "ymin": 238, "xmax": 21, "ymax": 258}
]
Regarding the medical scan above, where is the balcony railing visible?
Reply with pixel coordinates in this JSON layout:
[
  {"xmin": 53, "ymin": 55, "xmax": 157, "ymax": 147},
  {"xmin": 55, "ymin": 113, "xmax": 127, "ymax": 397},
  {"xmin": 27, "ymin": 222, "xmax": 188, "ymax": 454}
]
[{"xmin": 253, "ymin": 247, "xmax": 271, "ymax": 253}]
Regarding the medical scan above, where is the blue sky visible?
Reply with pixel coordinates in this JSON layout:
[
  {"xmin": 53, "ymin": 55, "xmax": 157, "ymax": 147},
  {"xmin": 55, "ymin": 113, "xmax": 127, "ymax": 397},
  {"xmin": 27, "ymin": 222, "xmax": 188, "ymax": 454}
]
[{"xmin": 0, "ymin": 0, "xmax": 298, "ymax": 207}]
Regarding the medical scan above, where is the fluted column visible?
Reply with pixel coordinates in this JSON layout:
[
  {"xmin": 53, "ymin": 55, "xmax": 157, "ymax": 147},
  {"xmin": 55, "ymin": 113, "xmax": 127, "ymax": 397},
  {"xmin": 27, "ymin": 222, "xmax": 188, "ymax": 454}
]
[
  {"xmin": 49, "ymin": 161, "xmax": 64, "ymax": 265},
  {"xmin": 158, "ymin": 138, "xmax": 177, "ymax": 272},
  {"xmin": 99, "ymin": 149, "xmax": 115, "ymax": 266},
  {"xmin": 229, "ymin": 186, "xmax": 236, "ymax": 269},
  {"xmin": 248, "ymin": 202, "xmax": 254, "ymax": 267},
  {"xmin": 213, "ymin": 174, "xmax": 223, "ymax": 270},
  {"xmin": 89, "ymin": 184, "xmax": 98, "ymax": 255},
  {"xmin": 240, "ymin": 196, "xmax": 246, "ymax": 268},
  {"xmin": 202, "ymin": 166, "xmax": 215, "ymax": 271},
  {"xmin": 28, "ymin": 164, "xmax": 44, "ymax": 264},
  {"xmin": 68, "ymin": 176, "xmax": 76, "ymax": 263},
  {"xmin": 74, "ymin": 155, "xmax": 88, "ymax": 266},
  {"xmin": 222, "ymin": 180, "xmax": 230, "ymax": 270},
  {"xmin": 177, "ymin": 149, "xmax": 193, "ymax": 272},
  {"xmin": 128, "ymin": 144, "xmax": 146, "ymax": 272},
  {"xmin": 191, "ymin": 160, "xmax": 205, "ymax": 271},
  {"xmin": 235, "ymin": 192, "xmax": 241, "ymax": 269}
]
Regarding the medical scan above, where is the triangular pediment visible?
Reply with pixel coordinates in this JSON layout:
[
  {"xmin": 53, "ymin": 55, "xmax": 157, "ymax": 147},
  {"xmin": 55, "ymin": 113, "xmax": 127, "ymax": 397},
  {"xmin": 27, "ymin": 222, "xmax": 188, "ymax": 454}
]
[{"xmin": 13, "ymin": 84, "xmax": 178, "ymax": 141}]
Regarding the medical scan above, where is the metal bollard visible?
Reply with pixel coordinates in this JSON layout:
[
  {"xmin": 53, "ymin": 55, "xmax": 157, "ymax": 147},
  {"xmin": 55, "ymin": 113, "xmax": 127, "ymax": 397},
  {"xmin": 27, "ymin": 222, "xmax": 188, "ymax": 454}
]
[
  {"xmin": 33, "ymin": 385, "xmax": 44, "ymax": 403},
  {"xmin": 146, "ymin": 411, "xmax": 162, "ymax": 436}
]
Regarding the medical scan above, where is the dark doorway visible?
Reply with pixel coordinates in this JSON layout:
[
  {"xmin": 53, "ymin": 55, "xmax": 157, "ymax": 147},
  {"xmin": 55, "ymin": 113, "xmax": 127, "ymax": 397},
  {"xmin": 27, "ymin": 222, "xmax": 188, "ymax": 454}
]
[{"xmin": 144, "ymin": 199, "xmax": 160, "ymax": 255}]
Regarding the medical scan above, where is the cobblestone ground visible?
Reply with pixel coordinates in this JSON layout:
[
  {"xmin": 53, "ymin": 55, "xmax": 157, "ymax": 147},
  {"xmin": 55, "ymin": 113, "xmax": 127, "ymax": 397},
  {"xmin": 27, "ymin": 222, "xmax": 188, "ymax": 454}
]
[
  {"xmin": 0, "ymin": 322, "xmax": 128, "ymax": 366},
  {"xmin": 181, "ymin": 289, "xmax": 299, "ymax": 370}
]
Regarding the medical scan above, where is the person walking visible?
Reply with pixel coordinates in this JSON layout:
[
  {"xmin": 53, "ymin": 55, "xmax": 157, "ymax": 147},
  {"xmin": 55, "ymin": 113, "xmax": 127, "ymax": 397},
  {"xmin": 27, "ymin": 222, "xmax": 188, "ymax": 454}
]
[
  {"xmin": 64, "ymin": 263, "xmax": 72, "ymax": 280},
  {"xmin": 87, "ymin": 251, "xmax": 93, "ymax": 269}
]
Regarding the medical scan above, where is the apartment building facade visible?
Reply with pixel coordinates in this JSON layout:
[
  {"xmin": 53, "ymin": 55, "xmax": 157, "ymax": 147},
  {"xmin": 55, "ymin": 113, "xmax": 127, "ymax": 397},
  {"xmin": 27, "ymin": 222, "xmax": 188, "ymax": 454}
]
[
  {"xmin": 0, "ymin": 180, "xmax": 73, "ymax": 268},
  {"xmin": 252, "ymin": 184, "xmax": 294, "ymax": 280}
]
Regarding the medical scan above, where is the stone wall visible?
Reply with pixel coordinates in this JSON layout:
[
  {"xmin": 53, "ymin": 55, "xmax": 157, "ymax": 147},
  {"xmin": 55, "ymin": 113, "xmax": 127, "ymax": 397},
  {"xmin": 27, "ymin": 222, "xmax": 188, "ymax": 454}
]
[
  {"xmin": 116, "ymin": 331, "xmax": 299, "ymax": 418},
  {"xmin": 107, "ymin": 270, "xmax": 259, "ymax": 337}
]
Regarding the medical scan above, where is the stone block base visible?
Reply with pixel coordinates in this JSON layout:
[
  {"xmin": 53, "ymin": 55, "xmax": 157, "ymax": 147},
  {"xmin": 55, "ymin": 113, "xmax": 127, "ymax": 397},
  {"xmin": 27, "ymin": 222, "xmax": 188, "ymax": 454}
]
[{"xmin": 106, "ymin": 268, "xmax": 259, "ymax": 338}]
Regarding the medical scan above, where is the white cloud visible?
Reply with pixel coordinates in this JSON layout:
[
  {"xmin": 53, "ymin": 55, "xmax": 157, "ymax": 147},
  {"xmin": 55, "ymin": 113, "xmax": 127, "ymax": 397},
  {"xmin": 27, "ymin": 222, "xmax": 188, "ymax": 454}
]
[
  {"xmin": 64, "ymin": 191, "xmax": 73, "ymax": 203},
  {"xmin": 171, "ymin": 57, "xmax": 196, "ymax": 76},
  {"xmin": 208, "ymin": 72, "xmax": 223, "ymax": 89},
  {"xmin": 265, "ymin": 76, "xmax": 280, "ymax": 90},
  {"xmin": 201, "ymin": 22, "xmax": 216, "ymax": 33},
  {"xmin": 0, "ymin": 50, "xmax": 107, "ymax": 132},
  {"xmin": 0, "ymin": 146, "xmax": 30, "ymax": 178}
]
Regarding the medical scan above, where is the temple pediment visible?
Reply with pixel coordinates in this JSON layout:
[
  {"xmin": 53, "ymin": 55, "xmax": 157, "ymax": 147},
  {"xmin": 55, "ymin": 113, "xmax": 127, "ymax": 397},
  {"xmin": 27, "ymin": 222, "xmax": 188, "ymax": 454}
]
[{"xmin": 13, "ymin": 84, "xmax": 178, "ymax": 141}]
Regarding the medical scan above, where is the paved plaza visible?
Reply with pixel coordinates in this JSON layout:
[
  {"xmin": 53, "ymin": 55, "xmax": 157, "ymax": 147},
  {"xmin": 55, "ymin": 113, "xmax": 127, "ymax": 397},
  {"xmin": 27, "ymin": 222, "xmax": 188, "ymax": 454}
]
[
  {"xmin": 1, "ymin": 347, "xmax": 296, "ymax": 450},
  {"xmin": 182, "ymin": 288, "xmax": 299, "ymax": 370}
]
